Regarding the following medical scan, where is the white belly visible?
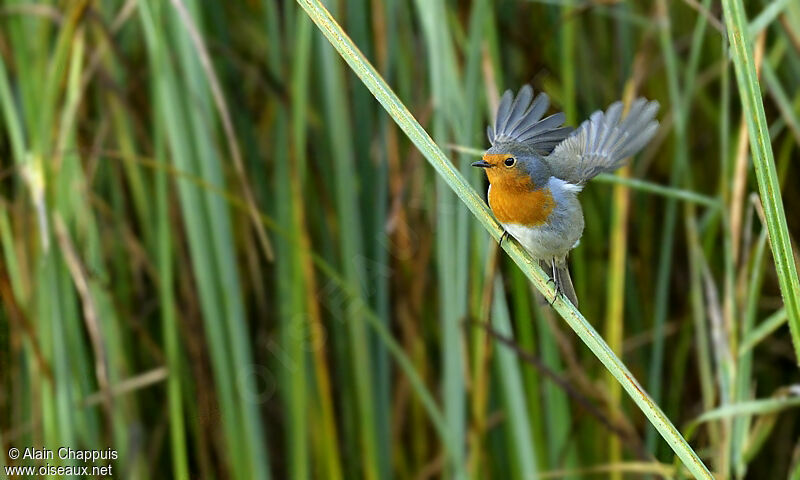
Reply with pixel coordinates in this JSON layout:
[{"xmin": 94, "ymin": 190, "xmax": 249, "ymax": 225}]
[{"xmin": 502, "ymin": 223, "xmax": 572, "ymax": 259}]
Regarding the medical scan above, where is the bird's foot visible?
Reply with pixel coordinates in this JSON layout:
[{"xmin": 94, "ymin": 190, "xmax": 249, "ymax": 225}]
[
  {"xmin": 547, "ymin": 261, "xmax": 562, "ymax": 305},
  {"xmin": 548, "ymin": 281, "xmax": 564, "ymax": 307},
  {"xmin": 499, "ymin": 230, "xmax": 510, "ymax": 248},
  {"xmin": 549, "ymin": 279, "xmax": 563, "ymax": 306}
]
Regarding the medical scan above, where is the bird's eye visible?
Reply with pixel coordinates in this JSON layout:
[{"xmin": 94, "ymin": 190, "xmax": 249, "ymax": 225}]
[{"xmin": 504, "ymin": 157, "xmax": 516, "ymax": 167}]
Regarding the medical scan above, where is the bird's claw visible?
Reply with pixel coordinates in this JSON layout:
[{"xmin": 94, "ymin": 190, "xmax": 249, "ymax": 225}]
[
  {"xmin": 548, "ymin": 279, "xmax": 563, "ymax": 305},
  {"xmin": 499, "ymin": 230, "xmax": 509, "ymax": 248},
  {"xmin": 547, "ymin": 262, "xmax": 562, "ymax": 305}
]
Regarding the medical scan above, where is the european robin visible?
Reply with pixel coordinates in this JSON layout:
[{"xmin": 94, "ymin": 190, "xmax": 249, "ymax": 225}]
[{"xmin": 473, "ymin": 86, "xmax": 659, "ymax": 307}]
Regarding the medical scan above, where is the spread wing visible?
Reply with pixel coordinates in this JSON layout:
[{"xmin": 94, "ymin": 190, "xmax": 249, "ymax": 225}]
[
  {"xmin": 488, "ymin": 85, "xmax": 573, "ymax": 155},
  {"xmin": 546, "ymin": 98, "xmax": 660, "ymax": 184}
]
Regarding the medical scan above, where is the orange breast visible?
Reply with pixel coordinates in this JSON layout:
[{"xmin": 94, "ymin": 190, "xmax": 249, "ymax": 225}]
[{"xmin": 488, "ymin": 180, "xmax": 555, "ymax": 227}]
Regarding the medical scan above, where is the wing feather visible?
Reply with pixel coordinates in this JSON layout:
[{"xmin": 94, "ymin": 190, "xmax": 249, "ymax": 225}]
[
  {"xmin": 546, "ymin": 99, "xmax": 660, "ymax": 184},
  {"xmin": 488, "ymin": 86, "xmax": 572, "ymax": 155}
]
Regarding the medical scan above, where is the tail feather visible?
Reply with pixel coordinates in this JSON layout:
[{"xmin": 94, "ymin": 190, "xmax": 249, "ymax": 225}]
[
  {"xmin": 537, "ymin": 260, "xmax": 579, "ymax": 308},
  {"xmin": 556, "ymin": 264, "xmax": 579, "ymax": 308}
]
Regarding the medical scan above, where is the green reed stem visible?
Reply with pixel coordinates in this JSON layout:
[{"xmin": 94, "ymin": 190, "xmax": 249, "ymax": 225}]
[
  {"xmin": 721, "ymin": 0, "xmax": 800, "ymax": 364},
  {"xmin": 295, "ymin": 0, "xmax": 713, "ymax": 477}
]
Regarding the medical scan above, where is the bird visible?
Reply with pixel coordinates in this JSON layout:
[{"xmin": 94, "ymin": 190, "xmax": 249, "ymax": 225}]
[{"xmin": 472, "ymin": 85, "xmax": 659, "ymax": 307}]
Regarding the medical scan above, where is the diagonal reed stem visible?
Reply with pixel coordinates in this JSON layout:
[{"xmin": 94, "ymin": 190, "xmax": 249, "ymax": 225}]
[{"xmin": 294, "ymin": 0, "xmax": 713, "ymax": 477}]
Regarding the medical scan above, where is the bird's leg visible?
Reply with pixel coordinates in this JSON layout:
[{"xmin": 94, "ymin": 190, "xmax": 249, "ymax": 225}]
[
  {"xmin": 498, "ymin": 230, "xmax": 510, "ymax": 248},
  {"xmin": 549, "ymin": 258, "xmax": 562, "ymax": 305},
  {"xmin": 545, "ymin": 260, "xmax": 556, "ymax": 287}
]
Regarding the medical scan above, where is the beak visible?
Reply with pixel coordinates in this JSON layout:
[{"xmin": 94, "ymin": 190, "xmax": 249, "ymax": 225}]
[{"xmin": 471, "ymin": 160, "xmax": 492, "ymax": 168}]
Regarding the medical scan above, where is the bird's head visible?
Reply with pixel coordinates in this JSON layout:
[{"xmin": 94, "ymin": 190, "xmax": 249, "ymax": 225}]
[
  {"xmin": 471, "ymin": 143, "xmax": 552, "ymax": 190},
  {"xmin": 472, "ymin": 85, "xmax": 572, "ymax": 190}
]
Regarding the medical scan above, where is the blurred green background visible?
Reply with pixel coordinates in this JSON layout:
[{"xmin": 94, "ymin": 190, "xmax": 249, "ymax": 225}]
[{"xmin": 1, "ymin": 0, "xmax": 800, "ymax": 478}]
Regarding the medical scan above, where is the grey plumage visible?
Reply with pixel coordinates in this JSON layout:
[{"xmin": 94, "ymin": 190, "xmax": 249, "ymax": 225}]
[
  {"xmin": 546, "ymin": 98, "xmax": 660, "ymax": 184},
  {"xmin": 555, "ymin": 263, "xmax": 578, "ymax": 307},
  {"xmin": 488, "ymin": 85, "xmax": 573, "ymax": 155},
  {"xmin": 478, "ymin": 86, "xmax": 660, "ymax": 308},
  {"xmin": 538, "ymin": 260, "xmax": 579, "ymax": 308}
]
